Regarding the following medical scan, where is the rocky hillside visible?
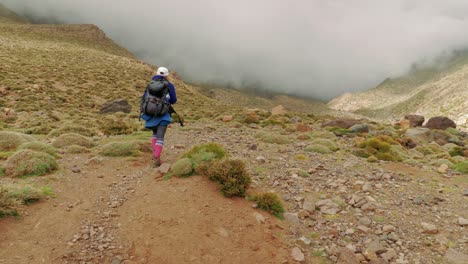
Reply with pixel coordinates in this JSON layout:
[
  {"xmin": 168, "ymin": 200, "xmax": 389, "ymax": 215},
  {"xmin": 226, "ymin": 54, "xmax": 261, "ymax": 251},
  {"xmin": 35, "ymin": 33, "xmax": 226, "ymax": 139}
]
[{"xmin": 328, "ymin": 53, "xmax": 468, "ymax": 130}]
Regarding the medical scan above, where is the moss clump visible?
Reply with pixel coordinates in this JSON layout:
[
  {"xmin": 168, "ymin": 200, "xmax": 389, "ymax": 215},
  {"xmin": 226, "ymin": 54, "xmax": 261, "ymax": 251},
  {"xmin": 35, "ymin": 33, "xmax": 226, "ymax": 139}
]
[
  {"xmin": 52, "ymin": 133, "xmax": 94, "ymax": 148},
  {"xmin": 4, "ymin": 150, "xmax": 58, "ymax": 178},
  {"xmin": 449, "ymin": 146, "xmax": 465, "ymax": 157},
  {"xmin": 182, "ymin": 143, "xmax": 226, "ymax": 165},
  {"xmin": 446, "ymin": 127, "xmax": 461, "ymax": 136},
  {"xmin": 0, "ymin": 131, "xmax": 35, "ymax": 151},
  {"xmin": 297, "ymin": 134, "xmax": 311, "ymax": 140},
  {"xmin": 0, "ymin": 185, "xmax": 50, "ymax": 218},
  {"xmin": 18, "ymin": 142, "xmax": 59, "ymax": 158},
  {"xmin": 415, "ymin": 143, "xmax": 449, "ymax": 158},
  {"xmin": 255, "ymin": 132, "xmax": 290, "ymax": 144},
  {"xmin": 309, "ymin": 130, "xmax": 336, "ymax": 139},
  {"xmin": 454, "ymin": 161, "xmax": 468, "ymax": 174},
  {"xmin": 327, "ymin": 127, "xmax": 351, "ymax": 136},
  {"xmin": 305, "ymin": 144, "xmax": 331, "ymax": 154},
  {"xmin": 100, "ymin": 142, "xmax": 141, "ymax": 157},
  {"xmin": 367, "ymin": 156, "xmax": 379, "ymax": 163},
  {"xmin": 356, "ymin": 135, "xmax": 400, "ymax": 161},
  {"xmin": 250, "ymin": 192, "xmax": 285, "ymax": 219},
  {"xmin": 171, "ymin": 158, "xmax": 194, "ymax": 177},
  {"xmin": 242, "ymin": 114, "xmax": 260, "ymax": 124},
  {"xmin": 66, "ymin": 145, "xmax": 91, "ymax": 154},
  {"xmin": 48, "ymin": 124, "xmax": 97, "ymax": 137},
  {"xmin": 197, "ymin": 159, "xmax": 251, "ymax": 197},
  {"xmin": 311, "ymin": 139, "xmax": 338, "ymax": 151}
]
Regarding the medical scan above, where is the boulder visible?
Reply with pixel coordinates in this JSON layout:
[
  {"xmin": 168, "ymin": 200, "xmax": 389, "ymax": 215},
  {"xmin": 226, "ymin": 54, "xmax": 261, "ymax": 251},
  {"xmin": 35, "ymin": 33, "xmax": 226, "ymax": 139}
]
[
  {"xmin": 271, "ymin": 105, "xmax": 287, "ymax": 115},
  {"xmin": 405, "ymin": 128, "xmax": 430, "ymax": 144},
  {"xmin": 425, "ymin": 116, "xmax": 456, "ymax": 130},
  {"xmin": 222, "ymin": 115, "xmax": 233, "ymax": 122},
  {"xmin": 291, "ymin": 247, "xmax": 305, "ymax": 262},
  {"xmin": 316, "ymin": 199, "xmax": 340, "ymax": 215},
  {"xmin": 100, "ymin": 99, "xmax": 132, "ymax": 114},
  {"xmin": 322, "ymin": 118, "xmax": 361, "ymax": 129},
  {"xmin": 404, "ymin": 114, "xmax": 425, "ymax": 127},
  {"xmin": 349, "ymin": 124, "xmax": 369, "ymax": 133}
]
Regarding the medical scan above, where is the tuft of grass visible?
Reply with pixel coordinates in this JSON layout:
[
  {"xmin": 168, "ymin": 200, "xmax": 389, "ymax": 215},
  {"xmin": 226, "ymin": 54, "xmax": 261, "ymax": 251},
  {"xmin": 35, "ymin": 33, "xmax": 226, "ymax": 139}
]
[
  {"xmin": 311, "ymin": 139, "xmax": 338, "ymax": 151},
  {"xmin": 66, "ymin": 145, "xmax": 91, "ymax": 154},
  {"xmin": 171, "ymin": 158, "xmax": 194, "ymax": 177},
  {"xmin": 18, "ymin": 141, "xmax": 59, "ymax": 158},
  {"xmin": 182, "ymin": 143, "xmax": 226, "ymax": 165},
  {"xmin": 48, "ymin": 123, "xmax": 97, "ymax": 137},
  {"xmin": 197, "ymin": 159, "xmax": 251, "ymax": 197},
  {"xmin": 305, "ymin": 144, "xmax": 331, "ymax": 154},
  {"xmin": 249, "ymin": 192, "xmax": 285, "ymax": 219},
  {"xmin": 4, "ymin": 150, "xmax": 58, "ymax": 178},
  {"xmin": 454, "ymin": 161, "xmax": 468, "ymax": 174},
  {"xmin": 356, "ymin": 135, "xmax": 400, "ymax": 161},
  {"xmin": 52, "ymin": 133, "xmax": 94, "ymax": 148},
  {"xmin": 0, "ymin": 184, "xmax": 52, "ymax": 218},
  {"xmin": 255, "ymin": 131, "xmax": 290, "ymax": 144},
  {"xmin": 449, "ymin": 146, "xmax": 465, "ymax": 157},
  {"xmin": 0, "ymin": 131, "xmax": 35, "ymax": 151},
  {"xmin": 100, "ymin": 141, "xmax": 141, "ymax": 157}
]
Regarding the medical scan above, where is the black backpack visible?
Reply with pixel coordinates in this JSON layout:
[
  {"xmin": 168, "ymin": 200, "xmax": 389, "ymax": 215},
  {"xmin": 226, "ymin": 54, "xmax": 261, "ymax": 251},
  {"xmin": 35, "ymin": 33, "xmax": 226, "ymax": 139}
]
[{"xmin": 140, "ymin": 79, "xmax": 171, "ymax": 117}]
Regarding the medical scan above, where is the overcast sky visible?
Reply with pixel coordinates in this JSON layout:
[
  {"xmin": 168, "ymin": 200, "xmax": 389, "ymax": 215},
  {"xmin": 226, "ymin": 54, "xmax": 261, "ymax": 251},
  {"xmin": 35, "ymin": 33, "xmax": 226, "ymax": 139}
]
[{"xmin": 3, "ymin": 0, "xmax": 468, "ymax": 100}]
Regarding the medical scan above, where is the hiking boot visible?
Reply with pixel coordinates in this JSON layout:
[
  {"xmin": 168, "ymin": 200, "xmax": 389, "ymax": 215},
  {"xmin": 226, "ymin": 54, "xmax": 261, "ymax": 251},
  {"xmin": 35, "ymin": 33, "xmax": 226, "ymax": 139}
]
[{"xmin": 153, "ymin": 156, "xmax": 161, "ymax": 167}]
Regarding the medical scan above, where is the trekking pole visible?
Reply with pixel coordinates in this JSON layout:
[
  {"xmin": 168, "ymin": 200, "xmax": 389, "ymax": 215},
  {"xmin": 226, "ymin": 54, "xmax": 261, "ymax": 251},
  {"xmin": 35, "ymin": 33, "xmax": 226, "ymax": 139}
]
[{"xmin": 169, "ymin": 106, "xmax": 184, "ymax": 127}]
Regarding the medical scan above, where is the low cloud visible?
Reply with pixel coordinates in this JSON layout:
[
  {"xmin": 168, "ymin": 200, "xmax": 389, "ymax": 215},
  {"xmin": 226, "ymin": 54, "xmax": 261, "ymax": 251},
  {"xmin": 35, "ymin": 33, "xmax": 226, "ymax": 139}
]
[{"xmin": 3, "ymin": 0, "xmax": 468, "ymax": 100}]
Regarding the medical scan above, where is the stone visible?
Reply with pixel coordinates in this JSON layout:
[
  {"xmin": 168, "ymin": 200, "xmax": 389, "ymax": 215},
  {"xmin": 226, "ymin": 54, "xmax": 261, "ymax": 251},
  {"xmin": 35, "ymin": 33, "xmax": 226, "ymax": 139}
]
[
  {"xmin": 296, "ymin": 123, "xmax": 311, "ymax": 132},
  {"xmin": 425, "ymin": 116, "xmax": 456, "ymax": 130},
  {"xmin": 156, "ymin": 163, "xmax": 171, "ymax": 174},
  {"xmin": 248, "ymin": 144, "xmax": 258, "ymax": 150},
  {"xmin": 442, "ymin": 249, "xmax": 468, "ymax": 264},
  {"xmin": 357, "ymin": 225, "xmax": 371, "ymax": 233},
  {"xmin": 438, "ymin": 164, "xmax": 449, "ymax": 174},
  {"xmin": 464, "ymin": 189, "xmax": 468, "ymax": 196},
  {"xmin": 0, "ymin": 85, "xmax": 8, "ymax": 95},
  {"xmin": 316, "ymin": 199, "xmax": 340, "ymax": 215},
  {"xmin": 222, "ymin": 115, "xmax": 233, "ymax": 122},
  {"xmin": 253, "ymin": 212, "xmax": 265, "ymax": 224},
  {"xmin": 271, "ymin": 105, "xmax": 287, "ymax": 115},
  {"xmin": 362, "ymin": 182, "xmax": 373, "ymax": 192},
  {"xmin": 366, "ymin": 240, "xmax": 386, "ymax": 255},
  {"xmin": 256, "ymin": 156, "xmax": 266, "ymax": 163},
  {"xmin": 302, "ymin": 196, "xmax": 316, "ymax": 213},
  {"xmin": 421, "ymin": 222, "xmax": 439, "ymax": 234},
  {"xmin": 298, "ymin": 210, "xmax": 310, "ymax": 219},
  {"xmin": 218, "ymin": 227, "xmax": 229, "ymax": 238},
  {"xmin": 458, "ymin": 217, "xmax": 468, "ymax": 226},
  {"xmin": 405, "ymin": 128, "xmax": 430, "ymax": 144},
  {"xmin": 398, "ymin": 119, "xmax": 411, "ymax": 129},
  {"xmin": 297, "ymin": 237, "xmax": 311, "ymax": 247},
  {"xmin": 382, "ymin": 225, "xmax": 395, "ymax": 233},
  {"xmin": 369, "ymin": 259, "xmax": 389, "ymax": 264},
  {"xmin": 71, "ymin": 166, "xmax": 81, "ymax": 173},
  {"xmin": 336, "ymin": 248, "xmax": 360, "ymax": 264},
  {"xmin": 350, "ymin": 124, "xmax": 369, "ymax": 133},
  {"xmin": 322, "ymin": 118, "xmax": 361, "ymax": 129},
  {"xmin": 100, "ymin": 99, "xmax": 132, "ymax": 114},
  {"xmin": 291, "ymin": 247, "xmax": 305, "ymax": 262},
  {"xmin": 404, "ymin": 114, "xmax": 425, "ymax": 127},
  {"xmin": 284, "ymin": 213, "xmax": 300, "ymax": 226},
  {"xmin": 359, "ymin": 217, "xmax": 372, "ymax": 227}
]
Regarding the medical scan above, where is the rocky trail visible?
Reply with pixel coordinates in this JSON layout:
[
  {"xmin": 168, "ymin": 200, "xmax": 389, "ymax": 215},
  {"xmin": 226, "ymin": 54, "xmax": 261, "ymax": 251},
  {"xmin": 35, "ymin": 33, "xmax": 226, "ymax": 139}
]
[{"xmin": 1, "ymin": 122, "xmax": 467, "ymax": 264}]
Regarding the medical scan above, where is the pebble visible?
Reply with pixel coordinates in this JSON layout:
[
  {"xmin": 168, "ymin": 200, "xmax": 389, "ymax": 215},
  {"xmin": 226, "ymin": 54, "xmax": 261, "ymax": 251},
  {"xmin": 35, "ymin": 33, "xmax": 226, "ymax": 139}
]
[
  {"xmin": 253, "ymin": 212, "xmax": 265, "ymax": 224},
  {"xmin": 458, "ymin": 217, "xmax": 468, "ymax": 226},
  {"xmin": 359, "ymin": 217, "xmax": 372, "ymax": 227},
  {"xmin": 362, "ymin": 182, "xmax": 373, "ymax": 192},
  {"xmin": 421, "ymin": 222, "xmax": 439, "ymax": 234},
  {"xmin": 256, "ymin": 156, "xmax": 266, "ymax": 163},
  {"xmin": 72, "ymin": 166, "xmax": 81, "ymax": 173},
  {"xmin": 291, "ymin": 247, "xmax": 305, "ymax": 262}
]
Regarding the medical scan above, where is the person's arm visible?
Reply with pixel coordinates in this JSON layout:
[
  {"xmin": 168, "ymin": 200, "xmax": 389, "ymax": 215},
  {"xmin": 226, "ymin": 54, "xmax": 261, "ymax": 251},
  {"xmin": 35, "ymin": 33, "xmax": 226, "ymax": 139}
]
[{"xmin": 168, "ymin": 83, "xmax": 177, "ymax": 104}]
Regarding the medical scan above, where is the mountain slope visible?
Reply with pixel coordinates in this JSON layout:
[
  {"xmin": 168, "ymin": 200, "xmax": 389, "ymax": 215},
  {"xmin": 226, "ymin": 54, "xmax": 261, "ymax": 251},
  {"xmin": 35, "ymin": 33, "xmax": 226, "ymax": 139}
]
[{"xmin": 328, "ymin": 53, "xmax": 468, "ymax": 130}]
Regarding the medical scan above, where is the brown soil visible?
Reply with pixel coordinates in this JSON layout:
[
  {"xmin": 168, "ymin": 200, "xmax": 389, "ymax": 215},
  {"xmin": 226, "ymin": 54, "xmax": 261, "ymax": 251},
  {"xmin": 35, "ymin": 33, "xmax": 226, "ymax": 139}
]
[{"xmin": 0, "ymin": 153, "xmax": 291, "ymax": 264}]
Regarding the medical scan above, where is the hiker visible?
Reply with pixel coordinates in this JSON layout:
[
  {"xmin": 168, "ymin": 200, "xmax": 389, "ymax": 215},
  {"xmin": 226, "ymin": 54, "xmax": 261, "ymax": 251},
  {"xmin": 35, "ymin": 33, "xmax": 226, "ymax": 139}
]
[{"xmin": 140, "ymin": 67, "xmax": 177, "ymax": 167}]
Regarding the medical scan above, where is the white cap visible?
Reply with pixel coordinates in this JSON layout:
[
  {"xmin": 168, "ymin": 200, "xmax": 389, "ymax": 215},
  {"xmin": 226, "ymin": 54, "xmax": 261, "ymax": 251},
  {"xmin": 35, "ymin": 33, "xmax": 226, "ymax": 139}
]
[{"xmin": 157, "ymin": 67, "xmax": 169, "ymax": 77}]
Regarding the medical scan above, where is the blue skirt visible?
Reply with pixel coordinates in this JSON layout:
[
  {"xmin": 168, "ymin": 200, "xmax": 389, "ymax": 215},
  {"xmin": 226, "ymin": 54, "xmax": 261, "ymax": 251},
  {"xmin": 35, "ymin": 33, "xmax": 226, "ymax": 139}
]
[{"xmin": 142, "ymin": 113, "xmax": 172, "ymax": 128}]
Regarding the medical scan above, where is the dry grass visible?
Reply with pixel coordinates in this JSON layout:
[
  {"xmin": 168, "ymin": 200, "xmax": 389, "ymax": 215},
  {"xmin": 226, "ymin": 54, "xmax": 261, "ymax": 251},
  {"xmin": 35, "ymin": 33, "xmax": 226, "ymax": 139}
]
[
  {"xmin": 4, "ymin": 150, "xmax": 58, "ymax": 177},
  {"xmin": 52, "ymin": 133, "xmax": 95, "ymax": 148},
  {"xmin": 0, "ymin": 131, "xmax": 35, "ymax": 151}
]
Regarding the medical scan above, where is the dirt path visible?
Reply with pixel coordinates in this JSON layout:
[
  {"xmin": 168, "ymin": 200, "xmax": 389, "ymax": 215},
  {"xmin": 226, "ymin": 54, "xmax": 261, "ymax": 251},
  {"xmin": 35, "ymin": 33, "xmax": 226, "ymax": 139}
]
[{"xmin": 0, "ymin": 153, "xmax": 292, "ymax": 264}]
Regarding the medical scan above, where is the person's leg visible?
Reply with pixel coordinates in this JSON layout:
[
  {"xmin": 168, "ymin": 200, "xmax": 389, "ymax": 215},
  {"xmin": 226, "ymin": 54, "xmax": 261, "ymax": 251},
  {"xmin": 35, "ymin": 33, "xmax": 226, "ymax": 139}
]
[{"xmin": 151, "ymin": 126, "xmax": 167, "ymax": 163}]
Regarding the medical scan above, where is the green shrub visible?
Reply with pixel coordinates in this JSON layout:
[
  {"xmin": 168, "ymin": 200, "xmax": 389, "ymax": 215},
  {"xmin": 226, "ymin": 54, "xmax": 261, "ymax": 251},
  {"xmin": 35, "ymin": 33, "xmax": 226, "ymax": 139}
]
[
  {"xmin": 311, "ymin": 139, "xmax": 338, "ymax": 151},
  {"xmin": 182, "ymin": 143, "xmax": 226, "ymax": 165},
  {"xmin": 100, "ymin": 142, "xmax": 141, "ymax": 157},
  {"xmin": 0, "ymin": 185, "xmax": 50, "ymax": 218},
  {"xmin": 305, "ymin": 144, "xmax": 331, "ymax": 154},
  {"xmin": 4, "ymin": 150, "xmax": 58, "ymax": 178},
  {"xmin": 356, "ymin": 136, "xmax": 400, "ymax": 161},
  {"xmin": 250, "ymin": 192, "xmax": 285, "ymax": 219},
  {"xmin": 171, "ymin": 158, "xmax": 194, "ymax": 177},
  {"xmin": 0, "ymin": 187, "xmax": 19, "ymax": 218},
  {"xmin": 197, "ymin": 159, "xmax": 251, "ymax": 197},
  {"xmin": 18, "ymin": 142, "xmax": 59, "ymax": 158},
  {"xmin": 454, "ymin": 161, "xmax": 468, "ymax": 174},
  {"xmin": 52, "ymin": 133, "xmax": 94, "ymax": 148},
  {"xmin": 449, "ymin": 146, "xmax": 465, "ymax": 157},
  {"xmin": 0, "ymin": 131, "xmax": 35, "ymax": 151},
  {"xmin": 255, "ymin": 132, "xmax": 290, "ymax": 144}
]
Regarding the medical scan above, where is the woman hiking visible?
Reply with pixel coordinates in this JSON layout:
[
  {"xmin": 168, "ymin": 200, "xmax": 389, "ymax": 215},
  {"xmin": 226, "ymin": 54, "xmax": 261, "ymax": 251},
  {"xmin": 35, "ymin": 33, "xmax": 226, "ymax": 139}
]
[{"xmin": 141, "ymin": 67, "xmax": 177, "ymax": 167}]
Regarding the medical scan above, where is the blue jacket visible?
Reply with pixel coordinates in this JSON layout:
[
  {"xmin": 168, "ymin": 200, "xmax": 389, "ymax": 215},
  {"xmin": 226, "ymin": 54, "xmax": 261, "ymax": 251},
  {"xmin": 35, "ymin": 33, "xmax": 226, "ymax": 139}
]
[{"xmin": 141, "ymin": 75, "xmax": 177, "ymax": 128}]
